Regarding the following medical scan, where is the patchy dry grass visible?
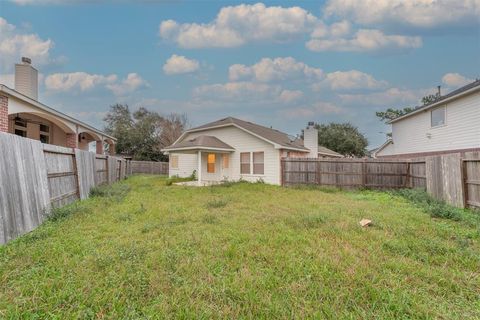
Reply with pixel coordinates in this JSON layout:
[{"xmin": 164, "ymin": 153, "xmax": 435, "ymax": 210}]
[{"xmin": 0, "ymin": 175, "xmax": 479, "ymax": 319}]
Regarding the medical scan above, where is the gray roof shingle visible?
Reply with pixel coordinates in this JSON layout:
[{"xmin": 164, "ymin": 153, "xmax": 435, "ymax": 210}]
[
  {"xmin": 187, "ymin": 117, "xmax": 309, "ymax": 151},
  {"xmin": 163, "ymin": 135, "xmax": 235, "ymax": 151}
]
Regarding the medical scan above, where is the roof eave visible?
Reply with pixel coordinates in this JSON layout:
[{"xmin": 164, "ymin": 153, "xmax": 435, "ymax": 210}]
[
  {"xmin": 0, "ymin": 85, "xmax": 116, "ymax": 141},
  {"xmin": 389, "ymin": 85, "xmax": 480, "ymax": 124}
]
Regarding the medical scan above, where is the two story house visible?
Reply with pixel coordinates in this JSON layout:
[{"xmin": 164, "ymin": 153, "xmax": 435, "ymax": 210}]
[{"xmin": 375, "ymin": 80, "xmax": 480, "ymax": 158}]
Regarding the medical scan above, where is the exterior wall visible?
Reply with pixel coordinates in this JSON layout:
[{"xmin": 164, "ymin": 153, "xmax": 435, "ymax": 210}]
[
  {"xmin": 182, "ymin": 126, "xmax": 282, "ymax": 184},
  {"xmin": 7, "ymin": 113, "xmax": 68, "ymax": 146},
  {"xmin": 390, "ymin": 92, "xmax": 480, "ymax": 155},
  {"xmin": 66, "ymin": 133, "xmax": 77, "ymax": 148},
  {"xmin": 377, "ymin": 147, "xmax": 480, "ymax": 159},
  {"xmin": 374, "ymin": 141, "xmax": 395, "ymax": 157},
  {"xmin": 169, "ymin": 152, "xmax": 197, "ymax": 178},
  {"xmin": 0, "ymin": 95, "xmax": 8, "ymax": 132}
]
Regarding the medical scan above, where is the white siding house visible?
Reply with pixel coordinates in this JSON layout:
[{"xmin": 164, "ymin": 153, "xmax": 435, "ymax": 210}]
[
  {"xmin": 375, "ymin": 80, "xmax": 480, "ymax": 158},
  {"xmin": 162, "ymin": 117, "xmax": 341, "ymax": 185}
]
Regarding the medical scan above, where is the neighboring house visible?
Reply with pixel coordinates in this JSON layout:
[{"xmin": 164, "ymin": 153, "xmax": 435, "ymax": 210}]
[
  {"xmin": 375, "ymin": 80, "xmax": 480, "ymax": 158},
  {"xmin": 0, "ymin": 57, "xmax": 116, "ymax": 154},
  {"xmin": 162, "ymin": 117, "xmax": 341, "ymax": 185}
]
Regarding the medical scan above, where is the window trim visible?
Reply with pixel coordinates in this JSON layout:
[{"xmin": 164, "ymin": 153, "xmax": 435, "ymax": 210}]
[
  {"xmin": 240, "ymin": 152, "xmax": 251, "ymax": 174},
  {"xmin": 207, "ymin": 153, "xmax": 216, "ymax": 173},
  {"xmin": 253, "ymin": 151, "xmax": 264, "ymax": 175},
  {"xmin": 170, "ymin": 155, "xmax": 179, "ymax": 169},
  {"xmin": 430, "ymin": 105, "xmax": 447, "ymax": 128}
]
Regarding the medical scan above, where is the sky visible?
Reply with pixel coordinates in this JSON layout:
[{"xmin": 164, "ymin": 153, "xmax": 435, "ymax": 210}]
[{"xmin": 0, "ymin": 0, "xmax": 479, "ymax": 148}]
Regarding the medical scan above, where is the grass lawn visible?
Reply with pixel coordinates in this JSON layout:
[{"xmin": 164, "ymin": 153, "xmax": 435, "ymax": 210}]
[{"xmin": 1, "ymin": 175, "xmax": 479, "ymax": 319}]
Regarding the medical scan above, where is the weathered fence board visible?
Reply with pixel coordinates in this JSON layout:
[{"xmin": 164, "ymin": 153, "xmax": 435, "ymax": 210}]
[
  {"xmin": 75, "ymin": 149, "xmax": 96, "ymax": 200},
  {"xmin": 426, "ymin": 154, "xmax": 464, "ymax": 208},
  {"xmin": 463, "ymin": 154, "xmax": 480, "ymax": 209},
  {"xmin": 0, "ymin": 132, "xmax": 130, "ymax": 244},
  {"xmin": 282, "ymin": 158, "xmax": 414, "ymax": 189},
  {"xmin": 130, "ymin": 160, "xmax": 168, "ymax": 175},
  {"xmin": 0, "ymin": 134, "xmax": 50, "ymax": 244}
]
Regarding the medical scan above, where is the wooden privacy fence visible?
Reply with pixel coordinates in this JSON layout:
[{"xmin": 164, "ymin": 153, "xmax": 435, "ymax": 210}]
[
  {"xmin": 281, "ymin": 158, "xmax": 426, "ymax": 189},
  {"xmin": 282, "ymin": 154, "xmax": 480, "ymax": 210},
  {"xmin": 0, "ymin": 132, "xmax": 130, "ymax": 244},
  {"xmin": 130, "ymin": 160, "xmax": 168, "ymax": 175}
]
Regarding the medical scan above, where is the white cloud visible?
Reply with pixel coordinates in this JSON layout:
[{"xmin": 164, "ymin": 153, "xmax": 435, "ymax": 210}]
[
  {"xmin": 281, "ymin": 101, "xmax": 345, "ymax": 118},
  {"xmin": 307, "ymin": 29, "xmax": 422, "ymax": 52},
  {"xmin": 313, "ymin": 70, "xmax": 388, "ymax": 91},
  {"xmin": 278, "ymin": 89, "xmax": 303, "ymax": 103},
  {"xmin": 442, "ymin": 73, "xmax": 474, "ymax": 88},
  {"xmin": 45, "ymin": 72, "xmax": 117, "ymax": 92},
  {"xmin": 338, "ymin": 87, "xmax": 433, "ymax": 106},
  {"xmin": 323, "ymin": 0, "xmax": 480, "ymax": 29},
  {"xmin": 106, "ymin": 73, "xmax": 148, "ymax": 96},
  {"xmin": 159, "ymin": 3, "xmax": 318, "ymax": 48},
  {"xmin": 163, "ymin": 54, "xmax": 199, "ymax": 75},
  {"xmin": 45, "ymin": 72, "xmax": 147, "ymax": 95},
  {"xmin": 193, "ymin": 81, "xmax": 281, "ymax": 102},
  {"xmin": 0, "ymin": 17, "xmax": 54, "ymax": 71},
  {"xmin": 229, "ymin": 57, "xmax": 323, "ymax": 82}
]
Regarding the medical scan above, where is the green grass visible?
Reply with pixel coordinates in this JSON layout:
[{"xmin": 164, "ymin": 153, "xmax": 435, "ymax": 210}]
[{"xmin": 1, "ymin": 175, "xmax": 479, "ymax": 319}]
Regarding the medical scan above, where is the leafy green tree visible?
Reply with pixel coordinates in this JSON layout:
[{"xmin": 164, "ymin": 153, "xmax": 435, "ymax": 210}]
[
  {"xmin": 314, "ymin": 123, "xmax": 368, "ymax": 157},
  {"xmin": 421, "ymin": 93, "xmax": 440, "ymax": 105},
  {"xmin": 375, "ymin": 107, "xmax": 414, "ymax": 123}
]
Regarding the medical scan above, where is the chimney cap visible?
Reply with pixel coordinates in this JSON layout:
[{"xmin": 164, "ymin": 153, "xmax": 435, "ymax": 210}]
[{"xmin": 21, "ymin": 57, "xmax": 31, "ymax": 64}]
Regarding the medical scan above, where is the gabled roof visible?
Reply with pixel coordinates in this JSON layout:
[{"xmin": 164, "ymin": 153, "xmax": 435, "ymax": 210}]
[
  {"xmin": 0, "ymin": 84, "xmax": 116, "ymax": 141},
  {"xmin": 162, "ymin": 135, "xmax": 235, "ymax": 152},
  {"xmin": 372, "ymin": 139, "xmax": 393, "ymax": 157},
  {"xmin": 318, "ymin": 146, "xmax": 343, "ymax": 158},
  {"xmin": 180, "ymin": 117, "xmax": 309, "ymax": 151},
  {"xmin": 389, "ymin": 79, "xmax": 480, "ymax": 124}
]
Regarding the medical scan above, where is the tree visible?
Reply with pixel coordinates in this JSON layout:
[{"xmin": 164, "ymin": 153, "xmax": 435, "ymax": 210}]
[
  {"xmin": 375, "ymin": 107, "xmax": 415, "ymax": 123},
  {"xmin": 421, "ymin": 93, "xmax": 440, "ymax": 105},
  {"xmin": 103, "ymin": 104, "xmax": 188, "ymax": 161},
  {"xmin": 314, "ymin": 122, "xmax": 368, "ymax": 157},
  {"xmin": 158, "ymin": 113, "xmax": 189, "ymax": 150}
]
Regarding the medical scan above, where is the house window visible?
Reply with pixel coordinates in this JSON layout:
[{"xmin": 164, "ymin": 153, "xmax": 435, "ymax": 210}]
[
  {"xmin": 14, "ymin": 119, "xmax": 27, "ymax": 138},
  {"xmin": 222, "ymin": 154, "xmax": 229, "ymax": 169},
  {"xmin": 171, "ymin": 155, "xmax": 179, "ymax": 169},
  {"xmin": 39, "ymin": 124, "xmax": 50, "ymax": 144},
  {"xmin": 207, "ymin": 153, "xmax": 216, "ymax": 173},
  {"xmin": 240, "ymin": 152, "xmax": 250, "ymax": 174},
  {"xmin": 253, "ymin": 152, "xmax": 264, "ymax": 175},
  {"xmin": 431, "ymin": 106, "xmax": 446, "ymax": 127}
]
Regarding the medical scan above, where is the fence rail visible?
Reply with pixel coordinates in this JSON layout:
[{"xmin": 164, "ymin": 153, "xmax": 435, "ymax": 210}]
[
  {"xmin": 130, "ymin": 160, "xmax": 168, "ymax": 175},
  {"xmin": 0, "ymin": 132, "xmax": 130, "ymax": 244},
  {"xmin": 281, "ymin": 158, "xmax": 426, "ymax": 189},
  {"xmin": 282, "ymin": 154, "xmax": 479, "ymax": 210}
]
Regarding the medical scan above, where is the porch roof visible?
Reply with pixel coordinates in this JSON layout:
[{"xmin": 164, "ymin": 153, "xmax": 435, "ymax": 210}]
[{"xmin": 161, "ymin": 135, "xmax": 235, "ymax": 152}]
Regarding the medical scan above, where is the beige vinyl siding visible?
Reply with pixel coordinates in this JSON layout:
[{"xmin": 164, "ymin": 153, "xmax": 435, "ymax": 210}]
[
  {"xmin": 391, "ymin": 92, "xmax": 480, "ymax": 155},
  {"xmin": 182, "ymin": 126, "xmax": 281, "ymax": 184},
  {"xmin": 168, "ymin": 152, "xmax": 197, "ymax": 178}
]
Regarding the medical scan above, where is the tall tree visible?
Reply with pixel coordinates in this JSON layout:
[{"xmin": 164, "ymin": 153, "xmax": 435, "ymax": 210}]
[
  {"xmin": 158, "ymin": 113, "xmax": 189, "ymax": 150},
  {"xmin": 103, "ymin": 104, "xmax": 188, "ymax": 161},
  {"xmin": 375, "ymin": 107, "xmax": 415, "ymax": 123},
  {"xmin": 314, "ymin": 122, "xmax": 368, "ymax": 157}
]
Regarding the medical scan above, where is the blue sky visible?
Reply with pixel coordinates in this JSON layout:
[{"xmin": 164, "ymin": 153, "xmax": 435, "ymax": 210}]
[{"xmin": 1, "ymin": 0, "xmax": 479, "ymax": 148}]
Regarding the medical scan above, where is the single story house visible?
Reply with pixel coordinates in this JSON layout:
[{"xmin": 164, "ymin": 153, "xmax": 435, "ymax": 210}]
[
  {"xmin": 162, "ymin": 117, "xmax": 342, "ymax": 185},
  {"xmin": 375, "ymin": 79, "xmax": 480, "ymax": 158},
  {"xmin": 0, "ymin": 57, "xmax": 116, "ymax": 154}
]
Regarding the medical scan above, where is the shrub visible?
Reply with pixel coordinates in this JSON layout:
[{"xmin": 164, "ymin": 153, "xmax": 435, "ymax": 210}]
[
  {"xmin": 165, "ymin": 173, "xmax": 197, "ymax": 186},
  {"xmin": 90, "ymin": 184, "xmax": 131, "ymax": 201},
  {"xmin": 392, "ymin": 188, "xmax": 463, "ymax": 221}
]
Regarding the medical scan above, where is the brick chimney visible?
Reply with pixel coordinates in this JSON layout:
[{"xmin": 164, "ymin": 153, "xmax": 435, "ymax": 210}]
[
  {"xmin": 15, "ymin": 57, "xmax": 38, "ymax": 100},
  {"xmin": 303, "ymin": 121, "xmax": 318, "ymax": 158}
]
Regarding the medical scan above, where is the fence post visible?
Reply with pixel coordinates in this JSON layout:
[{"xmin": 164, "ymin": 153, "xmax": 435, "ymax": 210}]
[
  {"xmin": 361, "ymin": 160, "xmax": 367, "ymax": 188},
  {"xmin": 106, "ymin": 156, "xmax": 110, "ymax": 184},
  {"xmin": 71, "ymin": 149, "xmax": 81, "ymax": 200},
  {"xmin": 461, "ymin": 159, "xmax": 468, "ymax": 208},
  {"xmin": 405, "ymin": 162, "xmax": 411, "ymax": 188}
]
